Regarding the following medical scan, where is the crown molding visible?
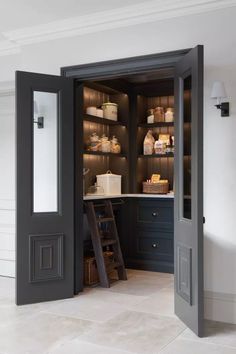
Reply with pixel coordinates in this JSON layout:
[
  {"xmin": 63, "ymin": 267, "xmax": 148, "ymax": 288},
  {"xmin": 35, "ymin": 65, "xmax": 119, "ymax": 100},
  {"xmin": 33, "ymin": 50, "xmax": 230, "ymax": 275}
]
[
  {"xmin": 0, "ymin": 40, "xmax": 20, "ymax": 57},
  {"xmin": 2, "ymin": 0, "xmax": 236, "ymax": 46}
]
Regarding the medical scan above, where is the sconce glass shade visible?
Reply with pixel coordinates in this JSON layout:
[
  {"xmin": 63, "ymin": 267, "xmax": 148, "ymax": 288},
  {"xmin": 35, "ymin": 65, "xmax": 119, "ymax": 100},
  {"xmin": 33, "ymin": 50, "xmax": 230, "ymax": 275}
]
[{"xmin": 211, "ymin": 81, "xmax": 227, "ymax": 104}]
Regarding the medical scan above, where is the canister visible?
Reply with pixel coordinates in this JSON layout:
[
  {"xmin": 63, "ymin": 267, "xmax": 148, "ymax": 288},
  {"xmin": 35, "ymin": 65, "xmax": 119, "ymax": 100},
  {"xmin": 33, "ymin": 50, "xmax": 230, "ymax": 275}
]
[
  {"xmin": 102, "ymin": 102, "xmax": 118, "ymax": 121},
  {"xmin": 86, "ymin": 106, "xmax": 97, "ymax": 116},
  {"xmin": 165, "ymin": 107, "xmax": 174, "ymax": 122},
  {"xmin": 96, "ymin": 170, "xmax": 121, "ymax": 195},
  {"xmin": 96, "ymin": 108, "xmax": 103, "ymax": 118}
]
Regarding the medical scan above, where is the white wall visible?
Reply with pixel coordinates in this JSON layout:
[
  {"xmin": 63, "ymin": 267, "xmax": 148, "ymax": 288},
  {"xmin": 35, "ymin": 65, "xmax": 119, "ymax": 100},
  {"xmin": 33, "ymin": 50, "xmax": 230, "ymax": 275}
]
[
  {"xmin": 0, "ymin": 6, "xmax": 236, "ymax": 322},
  {"xmin": 0, "ymin": 93, "xmax": 15, "ymax": 277}
]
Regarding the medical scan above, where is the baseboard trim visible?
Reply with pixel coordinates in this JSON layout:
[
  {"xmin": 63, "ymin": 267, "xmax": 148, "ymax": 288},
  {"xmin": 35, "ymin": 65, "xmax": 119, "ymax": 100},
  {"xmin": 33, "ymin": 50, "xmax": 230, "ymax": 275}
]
[
  {"xmin": 204, "ymin": 290, "xmax": 236, "ymax": 324},
  {"xmin": 0, "ymin": 259, "xmax": 15, "ymax": 277}
]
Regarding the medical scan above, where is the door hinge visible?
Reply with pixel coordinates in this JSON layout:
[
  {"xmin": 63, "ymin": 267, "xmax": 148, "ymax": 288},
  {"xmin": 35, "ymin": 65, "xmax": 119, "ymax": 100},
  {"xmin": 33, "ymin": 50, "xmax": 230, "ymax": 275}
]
[{"xmin": 203, "ymin": 217, "xmax": 206, "ymax": 224}]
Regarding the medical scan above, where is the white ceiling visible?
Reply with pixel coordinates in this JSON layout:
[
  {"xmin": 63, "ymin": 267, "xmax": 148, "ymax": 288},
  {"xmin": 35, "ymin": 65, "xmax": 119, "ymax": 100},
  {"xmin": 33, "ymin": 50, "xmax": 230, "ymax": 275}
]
[{"xmin": 0, "ymin": 0, "xmax": 236, "ymax": 55}]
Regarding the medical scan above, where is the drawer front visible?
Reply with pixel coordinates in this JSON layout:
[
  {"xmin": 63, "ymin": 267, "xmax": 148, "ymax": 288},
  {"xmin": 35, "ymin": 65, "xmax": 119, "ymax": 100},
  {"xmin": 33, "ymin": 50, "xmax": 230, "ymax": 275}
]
[
  {"xmin": 137, "ymin": 237, "xmax": 173, "ymax": 259},
  {"xmin": 137, "ymin": 200, "xmax": 173, "ymax": 229},
  {"xmin": 135, "ymin": 229, "xmax": 173, "ymax": 260}
]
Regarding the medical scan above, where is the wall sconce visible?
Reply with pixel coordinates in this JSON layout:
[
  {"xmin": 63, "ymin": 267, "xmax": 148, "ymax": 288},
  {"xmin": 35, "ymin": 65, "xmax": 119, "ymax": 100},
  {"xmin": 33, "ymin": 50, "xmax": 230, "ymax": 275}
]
[
  {"xmin": 33, "ymin": 100, "xmax": 44, "ymax": 128},
  {"xmin": 211, "ymin": 81, "xmax": 230, "ymax": 117}
]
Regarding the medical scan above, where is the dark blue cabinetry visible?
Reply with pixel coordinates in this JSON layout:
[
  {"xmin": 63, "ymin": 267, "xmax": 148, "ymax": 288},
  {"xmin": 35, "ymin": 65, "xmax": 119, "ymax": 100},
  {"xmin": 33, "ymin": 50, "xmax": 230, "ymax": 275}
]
[{"xmin": 120, "ymin": 198, "xmax": 174, "ymax": 273}]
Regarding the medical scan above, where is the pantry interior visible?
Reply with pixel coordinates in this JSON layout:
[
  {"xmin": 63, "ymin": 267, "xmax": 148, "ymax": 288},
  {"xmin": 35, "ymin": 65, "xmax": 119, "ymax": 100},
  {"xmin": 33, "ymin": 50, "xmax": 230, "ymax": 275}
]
[
  {"xmin": 79, "ymin": 67, "xmax": 191, "ymax": 288},
  {"xmin": 82, "ymin": 71, "xmax": 177, "ymax": 195}
]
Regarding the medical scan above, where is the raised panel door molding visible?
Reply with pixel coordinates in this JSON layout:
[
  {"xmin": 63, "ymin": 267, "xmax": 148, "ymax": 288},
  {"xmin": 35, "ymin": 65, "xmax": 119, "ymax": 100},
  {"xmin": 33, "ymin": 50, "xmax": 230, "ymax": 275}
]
[
  {"xmin": 176, "ymin": 243, "xmax": 192, "ymax": 305},
  {"xmin": 29, "ymin": 233, "xmax": 64, "ymax": 283}
]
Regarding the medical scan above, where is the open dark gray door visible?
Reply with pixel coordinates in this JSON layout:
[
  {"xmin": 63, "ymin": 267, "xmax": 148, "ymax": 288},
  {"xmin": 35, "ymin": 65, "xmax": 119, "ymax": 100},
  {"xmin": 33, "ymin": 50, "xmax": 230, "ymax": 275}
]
[
  {"xmin": 16, "ymin": 71, "xmax": 74, "ymax": 305},
  {"xmin": 174, "ymin": 46, "xmax": 204, "ymax": 336}
]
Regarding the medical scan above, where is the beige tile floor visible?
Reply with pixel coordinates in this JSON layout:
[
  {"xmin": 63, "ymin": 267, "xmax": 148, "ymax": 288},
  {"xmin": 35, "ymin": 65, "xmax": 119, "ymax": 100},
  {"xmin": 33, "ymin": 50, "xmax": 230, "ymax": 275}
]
[{"xmin": 0, "ymin": 270, "xmax": 236, "ymax": 354}]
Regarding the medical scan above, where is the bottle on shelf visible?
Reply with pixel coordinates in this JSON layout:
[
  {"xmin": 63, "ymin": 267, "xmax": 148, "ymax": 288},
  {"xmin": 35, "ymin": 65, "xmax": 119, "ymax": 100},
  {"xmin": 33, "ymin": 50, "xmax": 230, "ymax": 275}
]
[{"xmin": 143, "ymin": 130, "xmax": 155, "ymax": 155}]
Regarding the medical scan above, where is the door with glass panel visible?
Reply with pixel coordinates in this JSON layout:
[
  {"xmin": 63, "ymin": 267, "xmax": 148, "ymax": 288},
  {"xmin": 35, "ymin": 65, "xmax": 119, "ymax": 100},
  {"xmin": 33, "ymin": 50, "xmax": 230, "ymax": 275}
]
[
  {"xmin": 174, "ymin": 45, "xmax": 204, "ymax": 336},
  {"xmin": 16, "ymin": 72, "xmax": 74, "ymax": 305}
]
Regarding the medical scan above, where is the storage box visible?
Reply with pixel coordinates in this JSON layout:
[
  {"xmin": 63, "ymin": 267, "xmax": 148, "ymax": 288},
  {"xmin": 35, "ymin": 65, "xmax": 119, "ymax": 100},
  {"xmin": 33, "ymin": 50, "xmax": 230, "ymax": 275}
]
[{"xmin": 96, "ymin": 171, "xmax": 121, "ymax": 195}]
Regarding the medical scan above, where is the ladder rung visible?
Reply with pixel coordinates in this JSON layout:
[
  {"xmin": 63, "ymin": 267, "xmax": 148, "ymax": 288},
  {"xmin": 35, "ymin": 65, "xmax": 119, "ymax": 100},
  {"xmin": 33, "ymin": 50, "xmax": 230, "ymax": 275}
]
[
  {"xmin": 101, "ymin": 239, "xmax": 117, "ymax": 247},
  {"xmin": 97, "ymin": 217, "xmax": 114, "ymax": 223}
]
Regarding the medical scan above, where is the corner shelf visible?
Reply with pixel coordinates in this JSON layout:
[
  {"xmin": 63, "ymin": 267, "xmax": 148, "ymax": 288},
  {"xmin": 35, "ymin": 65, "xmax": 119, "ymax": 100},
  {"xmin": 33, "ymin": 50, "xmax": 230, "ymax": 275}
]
[
  {"xmin": 138, "ymin": 122, "xmax": 174, "ymax": 128},
  {"xmin": 138, "ymin": 153, "xmax": 174, "ymax": 158},
  {"xmin": 84, "ymin": 150, "xmax": 127, "ymax": 158},
  {"xmin": 84, "ymin": 114, "xmax": 127, "ymax": 127}
]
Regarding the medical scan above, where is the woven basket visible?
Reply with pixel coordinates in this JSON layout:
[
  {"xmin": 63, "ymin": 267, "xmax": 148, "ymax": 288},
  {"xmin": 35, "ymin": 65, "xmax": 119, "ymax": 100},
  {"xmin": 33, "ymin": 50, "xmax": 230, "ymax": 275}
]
[
  {"xmin": 84, "ymin": 251, "xmax": 114, "ymax": 286},
  {"xmin": 142, "ymin": 181, "xmax": 169, "ymax": 194}
]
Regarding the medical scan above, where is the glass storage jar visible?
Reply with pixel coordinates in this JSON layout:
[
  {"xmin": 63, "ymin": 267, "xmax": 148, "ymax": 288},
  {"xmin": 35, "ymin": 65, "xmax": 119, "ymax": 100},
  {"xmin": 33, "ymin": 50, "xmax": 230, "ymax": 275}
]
[
  {"xmin": 88, "ymin": 132, "xmax": 100, "ymax": 151},
  {"xmin": 101, "ymin": 135, "xmax": 111, "ymax": 153},
  {"xmin": 110, "ymin": 136, "xmax": 121, "ymax": 154},
  {"xmin": 165, "ymin": 107, "xmax": 174, "ymax": 122},
  {"xmin": 154, "ymin": 107, "xmax": 165, "ymax": 122}
]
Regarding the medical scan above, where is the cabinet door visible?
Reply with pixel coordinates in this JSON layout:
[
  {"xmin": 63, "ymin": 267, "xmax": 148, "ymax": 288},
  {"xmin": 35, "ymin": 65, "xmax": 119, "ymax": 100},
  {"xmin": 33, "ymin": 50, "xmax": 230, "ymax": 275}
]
[
  {"xmin": 16, "ymin": 71, "xmax": 74, "ymax": 305},
  {"xmin": 174, "ymin": 46, "xmax": 204, "ymax": 336}
]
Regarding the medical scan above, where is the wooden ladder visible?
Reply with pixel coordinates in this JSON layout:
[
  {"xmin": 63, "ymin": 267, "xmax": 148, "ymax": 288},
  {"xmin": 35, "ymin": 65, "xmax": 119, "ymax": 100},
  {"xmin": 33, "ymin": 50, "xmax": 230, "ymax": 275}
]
[{"xmin": 85, "ymin": 200, "xmax": 127, "ymax": 288}]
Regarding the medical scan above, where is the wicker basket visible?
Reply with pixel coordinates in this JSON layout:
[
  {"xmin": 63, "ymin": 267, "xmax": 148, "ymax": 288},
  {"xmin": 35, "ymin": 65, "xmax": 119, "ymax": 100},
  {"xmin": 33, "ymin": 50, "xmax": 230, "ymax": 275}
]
[
  {"xmin": 84, "ymin": 251, "xmax": 114, "ymax": 286},
  {"xmin": 142, "ymin": 181, "xmax": 169, "ymax": 194}
]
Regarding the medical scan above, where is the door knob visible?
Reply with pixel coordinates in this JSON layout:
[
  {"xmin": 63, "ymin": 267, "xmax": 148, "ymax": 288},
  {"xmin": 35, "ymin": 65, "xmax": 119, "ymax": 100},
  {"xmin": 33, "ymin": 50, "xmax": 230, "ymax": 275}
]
[
  {"xmin": 152, "ymin": 211, "xmax": 158, "ymax": 217},
  {"xmin": 152, "ymin": 243, "xmax": 159, "ymax": 248}
]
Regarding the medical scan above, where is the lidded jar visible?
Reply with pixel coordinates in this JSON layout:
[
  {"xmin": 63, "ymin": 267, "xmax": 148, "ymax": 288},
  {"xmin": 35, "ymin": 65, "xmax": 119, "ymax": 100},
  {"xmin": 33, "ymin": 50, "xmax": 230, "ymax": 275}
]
[
  {"xmin": 102, "ymin": 102, "xmax": 118, "ymax": 121},
  {"xmin": 154, "ymin": 107, "xmax": 165, "ymax": 122},
  {"xmin": 101, "ymin": 134, "xmax": 111, "ymax": 153},
  {"xmin": 110, "ymin": 136, "xmax": 121, "ymax": 154},
  {"xmin": 165, "ymin": 107, "xmax": 174, "ymax": 122}
]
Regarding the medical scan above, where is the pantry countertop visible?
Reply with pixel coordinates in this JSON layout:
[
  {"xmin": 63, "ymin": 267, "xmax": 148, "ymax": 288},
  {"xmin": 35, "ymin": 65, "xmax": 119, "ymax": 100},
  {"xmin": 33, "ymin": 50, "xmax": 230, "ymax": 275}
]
[{"xmin": 83, "ymin": 193, "xmax": 174, "ymax": 200}]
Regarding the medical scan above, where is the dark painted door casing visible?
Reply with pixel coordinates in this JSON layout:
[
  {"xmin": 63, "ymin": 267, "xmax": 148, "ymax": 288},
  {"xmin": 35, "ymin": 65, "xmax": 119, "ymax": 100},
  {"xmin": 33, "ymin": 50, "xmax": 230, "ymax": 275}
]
[
  {"xmin": 16, "ymin": 71, "xmax": 74, "ymax": 305},
  {"xmin": 174, "ymin": 46, "xmax": 204, "ymax": 336}
]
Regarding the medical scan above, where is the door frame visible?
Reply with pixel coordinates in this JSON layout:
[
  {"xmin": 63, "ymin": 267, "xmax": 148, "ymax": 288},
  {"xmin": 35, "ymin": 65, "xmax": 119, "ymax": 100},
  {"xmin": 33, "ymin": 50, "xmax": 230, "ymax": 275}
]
[
  {"xmin": 62, "ymin": 48, "xmax": 193, "ymax": 294},
  {"xmin": 63, "ymin": 47, "xmax": 204, "ymax": 335},
  {"xmin": 61, "ymin": 49, "xmax": 190, "ymax": 79}
]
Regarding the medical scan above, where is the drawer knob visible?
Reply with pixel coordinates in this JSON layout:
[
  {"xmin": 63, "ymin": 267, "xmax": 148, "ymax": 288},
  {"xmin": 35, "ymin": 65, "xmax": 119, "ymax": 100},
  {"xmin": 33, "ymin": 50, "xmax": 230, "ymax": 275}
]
[
  {"xmin": 152, "ymin": 243, "xmax": 159, "ymax": 248},
  {"xmin": 152, "ymin": 212, "xmax": 158, "ymax": 217}
]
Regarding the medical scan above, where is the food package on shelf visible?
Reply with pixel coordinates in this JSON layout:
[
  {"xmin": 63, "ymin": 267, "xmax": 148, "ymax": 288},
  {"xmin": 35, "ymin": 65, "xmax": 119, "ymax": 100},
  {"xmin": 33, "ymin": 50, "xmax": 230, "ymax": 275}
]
[
  {"xmin": 154, "ymin": 140, "xmax": 166, "ymax": 154},
  {"xmin": 151, "ymin": 174, "xmax": 161, "ymax": 183}
]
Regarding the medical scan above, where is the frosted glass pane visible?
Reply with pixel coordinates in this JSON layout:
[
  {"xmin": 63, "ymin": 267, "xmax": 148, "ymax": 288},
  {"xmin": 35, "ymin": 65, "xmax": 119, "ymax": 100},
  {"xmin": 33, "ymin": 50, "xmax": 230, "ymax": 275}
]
[{"xmin": 33, "ymin": 91, "xmax": 58, "ymax": 213}]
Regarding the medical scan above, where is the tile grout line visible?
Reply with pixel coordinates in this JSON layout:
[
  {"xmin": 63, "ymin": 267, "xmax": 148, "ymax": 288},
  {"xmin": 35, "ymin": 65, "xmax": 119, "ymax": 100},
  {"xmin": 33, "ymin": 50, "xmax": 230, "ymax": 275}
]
[
  {"xmin": 157, "ymin": 327, "xmax": 187, "ymax": 353},
  {"xmin": 125, "ymin": 308, "xmax": 180, "ymax": 322},
  {"xmin": 42, "ymin": 308, "xmax": 129, "ymax": 326},
  {"xmin": 178, "ymin": 336, "xmax": 236, "ymax": 350}
]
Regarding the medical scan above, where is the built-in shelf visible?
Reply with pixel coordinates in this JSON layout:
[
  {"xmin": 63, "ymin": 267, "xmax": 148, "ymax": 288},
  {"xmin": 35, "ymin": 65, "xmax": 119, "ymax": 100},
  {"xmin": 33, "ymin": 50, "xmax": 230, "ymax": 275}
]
[
  {"xmin": 138, "ymin": 122, "xmax": 174, "ymax": 128},
  {"xmin": 138, "ymin": 153, "xmax": 174, "ymax": 158},
  {"xmin": 84, "ymin": 114, "xmax": 127, "ymax": 127},
  {"xmin": 84, "ymin": 150, "xmax": 127, "ymax": 158}
]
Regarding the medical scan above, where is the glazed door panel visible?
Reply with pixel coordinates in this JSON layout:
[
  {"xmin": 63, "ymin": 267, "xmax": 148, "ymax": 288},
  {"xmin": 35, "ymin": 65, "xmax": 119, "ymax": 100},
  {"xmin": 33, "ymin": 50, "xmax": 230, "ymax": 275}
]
[{"xmin": 16, "ymin": 71, "xmax": 74, "ymax": 305}]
